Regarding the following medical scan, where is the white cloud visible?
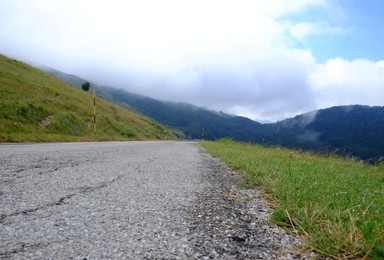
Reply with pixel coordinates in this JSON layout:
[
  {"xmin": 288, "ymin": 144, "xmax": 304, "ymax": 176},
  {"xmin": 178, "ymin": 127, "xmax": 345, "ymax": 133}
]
[
  {"xmin": 289, "ymin": 22, "xmax": 318, "ymax": 40},
  {"xmin": 0, "ymin": 0, "xmax": 328, "ymax": 71},
  {"xmin": 287, "ymin": 21, "xmax": 342, "ymax": 41},
  {"xmin": 309, "ymin": 58, "xmax": 384, "ymax": 108},
  {"xmin": 0, "ymin": 0, "xmax": 382, "ymax": 122}
]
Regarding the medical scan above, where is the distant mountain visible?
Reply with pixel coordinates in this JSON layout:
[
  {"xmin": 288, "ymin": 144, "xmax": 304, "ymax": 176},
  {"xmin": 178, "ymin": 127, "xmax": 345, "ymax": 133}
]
[
  {"xmin": 273, "ymin": 105, "xmax": 384, "ymax": 161},
  {"xmin": 41, "ymin": 66, "xmax": 119, "ymax": 106},
  {"xmin": 41, "ymin": 66, "xmax": 384, "ymax": 161},
  {"xmin": 40, "ymin": 66, "xmax": 271, "ymax": 141},
  {"xmin": 38, "ymin": 66, "xmax": 88, "ymax": 88},
  {"xmin": 98, "ymin": 86, "xmax": 274, "ymax": 142}
]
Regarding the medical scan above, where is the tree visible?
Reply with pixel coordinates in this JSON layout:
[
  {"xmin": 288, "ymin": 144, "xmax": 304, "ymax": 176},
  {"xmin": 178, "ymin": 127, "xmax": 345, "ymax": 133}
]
[{"xmin": 82, "ymin": 81, "xmax": 91, "ymax": 92}]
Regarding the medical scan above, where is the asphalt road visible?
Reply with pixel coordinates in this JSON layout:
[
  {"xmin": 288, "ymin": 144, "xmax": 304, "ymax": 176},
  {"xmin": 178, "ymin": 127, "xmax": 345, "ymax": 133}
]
[
  {"xmin": 1, "ymin": 141, "xmax": 300, "ymax": 259},
  {"xmin": 1, "ymin": 141, "xmax": 211, "ymax": 259}
]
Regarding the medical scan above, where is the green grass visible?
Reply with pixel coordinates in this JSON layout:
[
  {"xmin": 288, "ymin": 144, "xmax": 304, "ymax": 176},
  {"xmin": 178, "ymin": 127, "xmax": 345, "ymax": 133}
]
[
  {"xmin": 202, "ymin": 139, "xmax": 384, "ymax": 259},
  {"xmin": 0, "ymin": 54, "xmax": 176, "ymax": 142}
]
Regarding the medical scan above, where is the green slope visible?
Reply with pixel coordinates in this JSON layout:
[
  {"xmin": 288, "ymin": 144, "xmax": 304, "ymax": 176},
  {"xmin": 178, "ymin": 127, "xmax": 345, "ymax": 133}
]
[{"xmin": 0, "ymin": 54, "xmax": 176, "ymax": 142}]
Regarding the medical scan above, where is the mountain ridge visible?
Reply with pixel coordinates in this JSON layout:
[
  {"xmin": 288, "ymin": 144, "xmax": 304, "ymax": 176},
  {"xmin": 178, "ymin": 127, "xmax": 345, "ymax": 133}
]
[{"xmin": 41, "ymin": 65, "xmax": 384, "ymax": 161}]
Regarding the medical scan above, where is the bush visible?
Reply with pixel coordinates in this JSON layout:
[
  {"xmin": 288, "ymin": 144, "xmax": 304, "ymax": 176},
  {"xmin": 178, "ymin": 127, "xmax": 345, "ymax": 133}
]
[
  {"xmin": 82, "ymin": 82, "xmax": 91, "ymax": 92},
  {"xmin": 48, "ymin": 113, "xmax": 85, "ymax": 135},
  {"xmin": 16, "ymin": 103, "xmax": 51, "ymax": 124},
  {"xmin": 121, "ymin": 128, "xmax": 137, "ymax": 138},
  {"xmin": 218, "ymin": 137, "xmax": 234, "ymax": 144}
]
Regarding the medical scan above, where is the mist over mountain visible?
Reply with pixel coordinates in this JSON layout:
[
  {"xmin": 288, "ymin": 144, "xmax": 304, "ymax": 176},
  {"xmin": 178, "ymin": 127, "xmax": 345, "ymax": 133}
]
[
  {"xmin": 42, "ymin": 67, "xmax": 384, "ymax": 162},
  {"xmin": 272, "ymin": 106, "xmax": 384, "ymax": 161}
]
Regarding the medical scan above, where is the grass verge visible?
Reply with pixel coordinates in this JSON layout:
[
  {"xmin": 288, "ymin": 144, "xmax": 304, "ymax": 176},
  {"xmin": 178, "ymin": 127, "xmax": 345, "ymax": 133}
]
[{"xmin": 202, "ymin": 139, "xmax": 384, "ymax": 259}]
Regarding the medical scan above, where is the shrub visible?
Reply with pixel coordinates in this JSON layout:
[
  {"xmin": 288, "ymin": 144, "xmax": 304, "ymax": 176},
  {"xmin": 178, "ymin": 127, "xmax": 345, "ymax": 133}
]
[
  {"xmin": 16, "ymin": 103, "xmax": 51, "ymax": 124},
  {"xmin": 121, "ymin": 128, "xmax": 137, "ymax": 138},
  {"xmin": 82, "ymin": 82, "xmax": 91, "ymax": 92},
  {"xmin": 218, "ymin": 137, "xmax": 234, "ymax": 144},
  {"xmin": 48, "ymin": 113, "xmax": 85, "ymax": 135}
]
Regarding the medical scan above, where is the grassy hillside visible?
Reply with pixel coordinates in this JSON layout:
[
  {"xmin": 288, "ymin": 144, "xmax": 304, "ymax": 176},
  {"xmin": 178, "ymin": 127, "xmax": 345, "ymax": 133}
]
[
  {"xmin": 0, "ymin": 54, "xmax": 176, "ymax": 142},
  {"xmin": 203, "ymin": 140, "xmax": 384, "ymax": 259}
]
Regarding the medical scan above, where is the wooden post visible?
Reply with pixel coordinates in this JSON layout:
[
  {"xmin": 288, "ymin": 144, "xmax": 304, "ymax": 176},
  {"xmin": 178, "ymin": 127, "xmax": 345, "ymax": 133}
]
[{"xmin": 93, "ymin": 88, "xmax": 96, "ymax": 135}]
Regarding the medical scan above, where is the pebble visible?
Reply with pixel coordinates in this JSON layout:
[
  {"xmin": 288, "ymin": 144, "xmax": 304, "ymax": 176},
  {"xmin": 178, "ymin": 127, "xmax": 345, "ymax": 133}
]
[{"xmin": 187, "ymin": 149, "xmax": 315, "ymax": 259}]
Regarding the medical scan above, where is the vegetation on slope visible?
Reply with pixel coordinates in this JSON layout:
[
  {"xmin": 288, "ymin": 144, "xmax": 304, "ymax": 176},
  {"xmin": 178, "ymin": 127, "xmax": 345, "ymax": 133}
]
[
  {"xmin": 42, "ymin": 67, "xmax": 384, "ymax": 161},
  {"xmin": 96, "ymin": 86, "xmax": 274, "ymax": 142},
  {"xmin": 203, "ymin": 140, "xmax": 384, "ymax": 259},
  {"xmin": 0, "ymin": 54, "xmax": 176, "ymax": 142},
  {"xmin": 273, "ymin": 105, "xmax": 384, "ymax": 161},
  {"xmin": 97, "ymin": 87, "xmax": 384, "ymax": 162}
]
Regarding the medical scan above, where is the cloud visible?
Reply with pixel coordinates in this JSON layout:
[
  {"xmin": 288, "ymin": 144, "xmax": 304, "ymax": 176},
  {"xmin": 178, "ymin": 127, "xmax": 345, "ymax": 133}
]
[
  {"xmin": 309, "ymin": 58, "xmax": 384, "ymax": 108},
  {"xmin": 289, "ymin": 22, "xmax": 318, "ymax": 40},
  {"xmin": 0, "ymin": 0, "xmax": 382, "ymax": 122},
  {"xmin": 288, "ymin": 22, "xmax": 342, "ymax": 42},
  {"xmin": 0, "ymin": 0, "xmax": 329, "ymax": 69}
]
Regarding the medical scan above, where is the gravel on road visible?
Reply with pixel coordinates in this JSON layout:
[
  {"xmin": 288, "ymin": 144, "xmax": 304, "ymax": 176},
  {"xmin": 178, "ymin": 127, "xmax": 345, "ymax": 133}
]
[{"xmin": 0, "ymin": 141, "xmax": 307, "ymax": 259}]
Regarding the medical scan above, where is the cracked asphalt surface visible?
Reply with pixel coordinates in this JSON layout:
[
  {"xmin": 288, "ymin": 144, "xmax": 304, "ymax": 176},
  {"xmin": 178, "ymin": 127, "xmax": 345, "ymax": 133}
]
[
  {"xmin": 0, "ymin": 141, "xmax": 300, "ymax": 259},
  {"xmin": 1, "ymin": 141, "xmax": 210, "ymax": 259}
]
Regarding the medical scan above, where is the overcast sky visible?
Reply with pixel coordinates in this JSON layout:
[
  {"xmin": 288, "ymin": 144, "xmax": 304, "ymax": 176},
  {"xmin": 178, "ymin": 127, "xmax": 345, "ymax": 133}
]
[{"xmin": 1, "ymin": 0, "xmax": 383, "ymax": 122}]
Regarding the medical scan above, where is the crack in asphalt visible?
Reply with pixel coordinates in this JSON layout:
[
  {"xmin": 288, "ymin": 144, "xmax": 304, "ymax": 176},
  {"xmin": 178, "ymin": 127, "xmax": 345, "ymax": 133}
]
[
  {"xmin": 0, "ymin": 194, "xmax": 76, "ymax": 223},
  {"xmin": 1, "ymin": 175, "xmax": 124, "ymax": 224},
  {"xmin": 0, "ymin": 141, "xmax": 305, "ymax": 259},
  {"xmin": 69, "ymin": 175, "xmax": 124, "ymax": 194},
  {"xmin": 0, "ymin": 242, "xmax": 49, "ymax": 257}
]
